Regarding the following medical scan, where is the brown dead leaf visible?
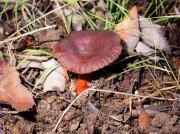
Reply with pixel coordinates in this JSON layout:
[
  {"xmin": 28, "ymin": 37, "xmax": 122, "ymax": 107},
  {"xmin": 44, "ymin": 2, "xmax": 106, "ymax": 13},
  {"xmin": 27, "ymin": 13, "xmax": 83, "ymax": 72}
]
[
  {"xmin": 0, "ymin": 61, "xmax": 35, "ymax": 111},
  {"xmin": 138, "ymin": 106, "xmax": 152, "ymax": 129},
  {"xmin": 139, "ymin": 15, "xmax": 171, "ymax": 54},
  {"xmin": 17, "ymin": 60, "xmax": 45, "ymax": 70},
  {"xmin": 114, "ymin": 6, "xmax": 140, "ymax": 53}
]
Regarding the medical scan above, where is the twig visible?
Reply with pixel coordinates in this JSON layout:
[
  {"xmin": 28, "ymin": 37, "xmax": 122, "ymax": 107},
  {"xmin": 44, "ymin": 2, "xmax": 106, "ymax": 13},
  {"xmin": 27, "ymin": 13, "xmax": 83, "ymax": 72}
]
[
  {"xmin": 89, "ymin": 88, "xmax": 175, "ymax": 101},
  {"xmin": 142, "ymin": 85, "xmax": 179, "ymax": 100},
  {"xmin": 4, "ymin": 53, "xmax": 50, "ymax": 61},
  {"xmin": 0, "ymin": 110, "xmax": 19, "ymax": 114}
]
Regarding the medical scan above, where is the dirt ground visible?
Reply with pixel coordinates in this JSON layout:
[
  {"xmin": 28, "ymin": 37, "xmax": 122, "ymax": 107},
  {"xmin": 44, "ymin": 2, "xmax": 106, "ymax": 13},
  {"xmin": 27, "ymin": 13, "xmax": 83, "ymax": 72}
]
[
  {"xmin": 0, "ymin": 0, "xmax": 180, "ymax": 134},
  {"xmin": 2, "ymin": 66, "xmax": 180, "ymax": 133}
]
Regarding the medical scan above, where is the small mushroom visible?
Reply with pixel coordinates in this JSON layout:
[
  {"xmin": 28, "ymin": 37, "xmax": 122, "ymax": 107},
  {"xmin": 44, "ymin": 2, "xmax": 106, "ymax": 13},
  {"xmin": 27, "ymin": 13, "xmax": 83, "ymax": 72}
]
[{"xmin": 53, "ymin": 30, "xmax": 122, "ymax": 94}]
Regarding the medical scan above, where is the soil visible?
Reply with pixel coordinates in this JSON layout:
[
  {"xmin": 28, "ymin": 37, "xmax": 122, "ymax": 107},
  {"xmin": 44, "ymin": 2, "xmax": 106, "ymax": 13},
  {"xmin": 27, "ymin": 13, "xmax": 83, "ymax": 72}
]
[
  {"xmin": 0, "ymin": 0, "xmax": 180, "ymax": 134},
  {"xmin": 2, "ymin": 67, "xmax": 180, "ymax": 133}
]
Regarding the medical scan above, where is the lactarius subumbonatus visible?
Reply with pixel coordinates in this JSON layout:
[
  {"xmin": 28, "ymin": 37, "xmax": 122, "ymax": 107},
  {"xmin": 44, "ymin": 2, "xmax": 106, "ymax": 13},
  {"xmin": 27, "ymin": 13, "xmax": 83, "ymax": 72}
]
[{"xmin": 53, "ymin": 30, "xmax": 122, "ymax": 94}]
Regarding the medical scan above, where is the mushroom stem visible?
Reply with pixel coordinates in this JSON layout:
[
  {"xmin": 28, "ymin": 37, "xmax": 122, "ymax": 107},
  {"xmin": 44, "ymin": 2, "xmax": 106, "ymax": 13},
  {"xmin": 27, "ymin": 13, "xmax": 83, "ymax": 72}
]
[{"xmin": 76, "ymin": 74, "xmax": 91, "ymax": 95}]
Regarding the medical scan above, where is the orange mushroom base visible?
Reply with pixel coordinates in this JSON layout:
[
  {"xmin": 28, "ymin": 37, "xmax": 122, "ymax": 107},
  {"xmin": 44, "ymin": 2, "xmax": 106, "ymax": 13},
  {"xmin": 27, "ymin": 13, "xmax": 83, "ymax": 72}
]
[{"xmin": 76, "ymin": 74, "xmax": 91, "ymax": 95}]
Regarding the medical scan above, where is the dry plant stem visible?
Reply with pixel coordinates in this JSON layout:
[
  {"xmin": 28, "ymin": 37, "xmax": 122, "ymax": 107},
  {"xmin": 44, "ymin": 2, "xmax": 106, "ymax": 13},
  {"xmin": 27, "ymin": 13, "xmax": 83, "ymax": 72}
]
[
  {"xmin": 142, "ymin": 85, "xmax": 179, "ymax": 100},
  {"xmin": 0, "ymin": 3, "xmax": 70, "ymax": 44},
  {"xmin": 94, "ymin": 88, "xmax": 176, "ymax": 101},
  {"xmin": 3, "ymin": 53, "xmax": 50, "ymax": 61},
  {"xmin": 53, "ymin": 0, "xmax": 69, "ymax": 33},
  {"xmin": 0, "ymin": 25, "xmax": 56, "ymax": 44},
  {"xmin": 54, "ymin": 87, "xmax": 174, "ymax": 132},
  {"xmin": 7, "ymin": 42, "xmax": 16, "ymax": 66},
  {"xmin": 20, "ymin": 74, "xmax": 37, "ymax": 87},
  {"xmin": 0, "ymin": 110, "xmax": 19, "ymax": 114}
]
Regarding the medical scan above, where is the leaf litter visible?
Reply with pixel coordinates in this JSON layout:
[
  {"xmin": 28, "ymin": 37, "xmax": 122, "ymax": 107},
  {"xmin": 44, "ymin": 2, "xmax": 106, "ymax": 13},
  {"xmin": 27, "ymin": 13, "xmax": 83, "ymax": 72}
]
[
  {"xmin": 0, "ymin": 0, "xmax": 179, "ymax": 133},
  {"xmin": 42, "ymin": 58, "xmax": 69, "ymax": 93},
  {"xmin": 0, "ymin": 61, "xmax": 35, "ymax": 112}
]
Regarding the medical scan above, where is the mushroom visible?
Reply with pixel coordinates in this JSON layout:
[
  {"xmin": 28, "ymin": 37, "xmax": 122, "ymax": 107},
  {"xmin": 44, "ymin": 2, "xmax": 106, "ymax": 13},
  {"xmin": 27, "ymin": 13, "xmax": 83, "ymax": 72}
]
[{"xmin": 53, "ymin": 30, "xmax": 122, "ymax": 94}]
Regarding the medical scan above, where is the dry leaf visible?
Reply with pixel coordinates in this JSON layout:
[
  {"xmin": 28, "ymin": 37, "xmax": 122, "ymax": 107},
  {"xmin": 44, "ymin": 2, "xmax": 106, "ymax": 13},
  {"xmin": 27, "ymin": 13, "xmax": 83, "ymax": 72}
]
[
  {"xmin": 84, "ymin": 102, "xmax": 100, "ymax": 114},
  {"xmin": 114, "ymin": 6, "xmax": 140, "ymax": 53},
  {"xmin": 138, "ymin": 106, "xmax": 152, "ymax": 129},
  {"xmin": 135, "ymin": 41, "xmax": 155, "ymax": 56},
  {"xmin": 52, "ymin": 1, "xmax": 85, "ymax": 31},
  {"xmin": 70, "ymin": 13, "xmax": 85, "ymax": 31},
  {"xmin": 17, "ymin": 60, "xmax": 45, "ymax": 70},
  {"xmin": 0, "ymin": 61, "xmax": 35, "ymax": 111},
  {"xmin": 95, "ymin": 0, "xmax": 111, "ymax": 28},
  {"xmin": 108, "ymin": 114, "xmax": 123, "ymax": 122},
  {"xmin": 42, "ymin": 59, "xmax": 69, "ymax": 92},
  {"xmin": 139, "ymin": 15, "xmax": 171, "ymax": 54}
]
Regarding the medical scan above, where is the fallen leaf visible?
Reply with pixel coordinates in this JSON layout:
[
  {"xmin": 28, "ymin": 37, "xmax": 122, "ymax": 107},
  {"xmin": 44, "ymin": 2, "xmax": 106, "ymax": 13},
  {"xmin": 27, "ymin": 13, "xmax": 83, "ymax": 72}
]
[
  {"xmin": 138, "ymin": 106, "xmax": 152, "ymax": 129},
  {"xmin": 114, "ymin": 6, "xmax": 140, "ymax": 53},
  {"xmin": 69, "ymin": 13, "xmax": 85, "ymax": 31},
  {"xmin": 42, "ymin": 59, "xmax": 69, "ymax": 92},
  {"xmin": 70, "ymin": 118, "xmax": 82, "ymax": 132},
  {"xmin": 95, "ymin": 0, "xmax": 110, "ymax": 28},
  {"xmin": 174, "ymin": 7, "xmax": 180, "ymax": 15},
  {"xmin": 84, "ymin": 102, "xmax": 100, "ymax": 114},
  {"xmin": 131, "ymin": 104, "xmax": 172, "ymax": 117},
  {"xmin": 95, "ymin": 10, "xmax": 105, "ymax": 28},
  {"xmin": 17, "ymin": 60, "xmax": 45, "ymax": 70},
  {"xmin": 0, "ymin": 61, "xmax": 35, "ymax": 111},
  {"xmin": 139, "ymin": 15, "xmax": 171, "ymax": 54},
  {"xmin": 52, "ymin": 1, "xmax": 85, "ymax": 31},
  {"xmin": 108, "ymin": 114, "xmax": 123, "ymax": 122},
  {"xmin": 135, "ymin": 41, "xmax": 155, "ymax": 56}
]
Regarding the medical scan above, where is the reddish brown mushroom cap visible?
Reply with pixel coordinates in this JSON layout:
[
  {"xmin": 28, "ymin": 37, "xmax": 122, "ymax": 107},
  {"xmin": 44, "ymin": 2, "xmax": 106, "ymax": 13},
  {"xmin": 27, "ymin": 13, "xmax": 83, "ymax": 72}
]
[{"xmin": 53, "ymin": 30, "xmax": 122, "ymax": 74}]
